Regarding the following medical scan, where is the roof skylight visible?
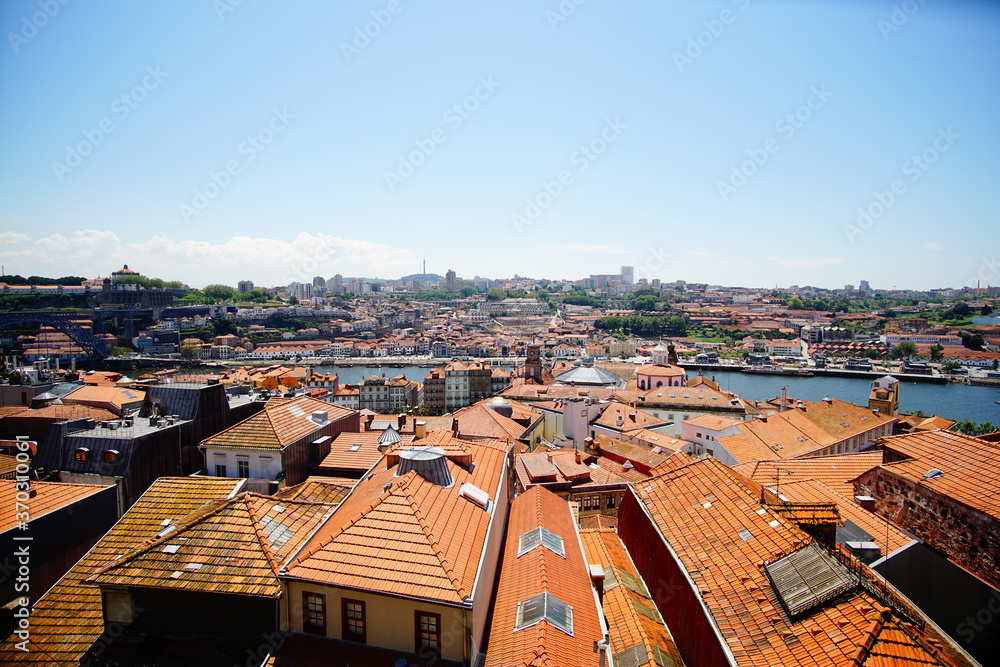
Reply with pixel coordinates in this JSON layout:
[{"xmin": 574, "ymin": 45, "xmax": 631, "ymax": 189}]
[
  {"xmin": 517, "ymin": 526, "xmax": 566, "ymax": 558},
  {"xmin": 515, "ymin": 592, "xmax": 574, "ymax": 636}
]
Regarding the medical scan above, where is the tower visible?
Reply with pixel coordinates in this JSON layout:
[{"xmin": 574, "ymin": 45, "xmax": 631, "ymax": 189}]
[{"xmin": 524, "ymin": 344, "xmax": 543, "ymax": 383}]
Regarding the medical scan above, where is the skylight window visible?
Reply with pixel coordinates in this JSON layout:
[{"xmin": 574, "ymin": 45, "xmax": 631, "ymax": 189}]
[
  {"xmin": 517, "ymin": 527, "xmax": 566, "ymax": 558},
  {"xmin": 348, "ymin": 444, "xmax": 362, "ymax": 452},
  {"xmin": 515, "ymin": 592, "xmax": 573, "ymax": 636},
  {"xmin": 738, "ymin": 529, "xmax": 753, "ymax": 541},
  {"xmin": 162, "ymin": 544, "xmax": 180, "ymax": 554},
  {"xmin": 764, "ymin": 544, "xmax": 857, "ymax": 617},
  {"xmin": 922, "ymin": 468, "xmax": 945, "ymax": 480}
]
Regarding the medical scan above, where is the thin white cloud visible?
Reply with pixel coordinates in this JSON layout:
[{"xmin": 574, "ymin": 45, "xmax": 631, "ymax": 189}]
[
  {"xmin": 0, "ymin": 230, "xmax": 30, "ymax": 244},
  {"xmin": 924, "ymin": 241, "xmax": 942, "ymax": 251},
  {"xmin": 0, "ymin": 230, "xmax": 419, "ymax": 287}
]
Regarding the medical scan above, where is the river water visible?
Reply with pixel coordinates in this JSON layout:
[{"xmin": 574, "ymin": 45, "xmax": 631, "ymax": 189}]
[{"xmin": 314, "ymin": 364, "xmax": 1000, "ymax": 425}]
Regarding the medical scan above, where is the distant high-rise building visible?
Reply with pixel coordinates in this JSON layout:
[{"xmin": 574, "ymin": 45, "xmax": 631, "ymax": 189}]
[
  {"xmin": 621, "ymin": 265, "xmax": 634, "ymax": 285},
  {"xmin": 333, "ymin": 274, "xmax": 343, "ymax": 293},
  {"xmin": 860, "ymin": 280, "xmax": 871, "ymax": 293},
  {"xmin": 446, "ymin": 269, "xmax": 457, "ymax": 292},
  {"xmin": 237, "ymin": 280, "xmax": 254, "ymax": 293},
  {"xmin": 312, "ymin": 276, "xmax": 326, "ymax": 288}
]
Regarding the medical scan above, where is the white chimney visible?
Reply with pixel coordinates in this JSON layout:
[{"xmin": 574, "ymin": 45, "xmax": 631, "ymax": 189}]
[{"xmin": 311, "ymin": 410, "xmax": 328, "ymax": 424}]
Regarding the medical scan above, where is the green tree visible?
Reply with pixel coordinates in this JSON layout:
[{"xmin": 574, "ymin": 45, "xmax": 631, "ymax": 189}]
[
  {"xmin": 486, "ymin": 288, "xmax": 506, "ymax": 302},
  {"xmin": 287, "ymin": 295, "xmax": 298, "ymax": 305},
  {"xmin": 981, "ymin": 304, "xmax": 994, "ymax": 316},
  {"xmin": 633, "ymin": 295, "xmax": 658, "ymax": 311},
  {"xmin": 890, "ymin": 341, "xmax": 918, "ymax": 360},
  {"xmin": 929, "ymin": 344, "xmax": 944, "ymax": 361},
  {"xmin": 787, "ymin": 296, "xmax": 805, "ymax": 310},
  {"xmin": 953, "ymin": 420, "xmax": 998, "ymax": 436},
  {"xmin": 203, "ymin": 284, "xmax": 235, "ymax": 301},
  {"xmin": 961, "ymin": 332, "xmax": 984, "ymax": 351},
  {"xmin": 110, "ymin": 346, "xmax": 131, "ymax": 357},
  {"xmin": 459, "ymin": 286, "xmax": 477, "ymax": 298},
  {"xmin": 180, "ymin": 345, "xmax": 201, "ymax": 360}
]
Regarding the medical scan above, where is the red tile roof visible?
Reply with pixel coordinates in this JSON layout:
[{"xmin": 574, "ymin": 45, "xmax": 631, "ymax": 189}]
[
  {"xmin": 0, "ymin": 477, "xmax": 244, "ymax": 664},
  {"xmin": 871, "ymin": 430, "xmax": 1000, "ymax": 520},
  {"xmin": 484, "ymin": 486, "xmax": 604, "ymax": 666},
  {"xmin": 0, "ymin": 480, "xmax": 114, "ymax": 532},
  {"xmin": 200, "ymin": 395, "xmax": 356, "ymax": 450},
  {"xmin": 286, "ymin": 437, "xmax": 511, "ymax": 604},
  {"xmin": 630, "ymin": 458, "xmax": 975, "ymax": 667}
]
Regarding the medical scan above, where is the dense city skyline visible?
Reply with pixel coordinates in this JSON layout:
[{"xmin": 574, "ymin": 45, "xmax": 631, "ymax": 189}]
[{"xmin": 2, "ymin": 2, "xmax": 998, "ymax": 290}]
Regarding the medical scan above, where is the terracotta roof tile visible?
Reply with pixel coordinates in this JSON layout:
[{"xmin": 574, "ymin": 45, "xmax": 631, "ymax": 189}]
[
  {"xmin": 0, "ymin": 480, "xmax": 114, "ymax": 532},
  {"xmin": 287, "ymin": 437, "xmax": 510, "ymax": 604},
  {"xmin": 580, "ymin": 528, "xmax": 686, "ymax": 667},
  {"xmin": 872, "ymin": 430, "xmax": 1000, "ymax": 520},
  {"xmin": 630, "ymin": 458, "xmax": 974, "ymax": 667},
  {"xmin": 200, "ymin": 395, "xmax": 356, "ymax": 450},
  {"xmin": 733, "ymin": 452, "xmax": 884, "ymax": 497},
  {"xmin": 484, "ymin": 487, "xmax": 604, "ymax": 667},
  {"xmin": 0, "ymin": 477, "xmax": 244, "ymax": 664}
]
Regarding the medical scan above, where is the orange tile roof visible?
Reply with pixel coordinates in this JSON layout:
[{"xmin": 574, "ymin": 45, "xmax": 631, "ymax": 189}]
[
  {"xmin": 317, "ymin": 431, "xmax": 414, "ymax": 474},
  {"xmin": 580, "ymin": 528, "xmax": 686, "ymax": 667},
  {"xmin": 453, "ymin": 401, "xmax": 529, "ymax": 441},
  {"xmin": 8, "ymin": 403, "xmax": 117, "ymax": 422},
  {"xmin": 0, "ymin": 480, "xmax": 114, "ymax": 532},
  {"xmin": 484, "ymin": 486, "xmax": 604, "ymax": 666},
  {"xmin": 873, "ymin": 430, "xmax": 1000, "ymax": 520},
  {"xmin": 274, "ymin": 476, "xmax": 357, "ymax": 504},
  {"xmin": 200, "ymin": 395, "xmax": 356, "ymax": 450},
  {"xmin": 0, "ymin": 477, "xmax": 244, "ymax": 665},
  {"xmin": 635, "ymin": 363, "xmax": 685, "ymax": 377},
  {"xmin": 630, "ymin": 458, "xmax": 974, "ymax": 667},
  {"xmin": 592, "ymin": 403, "xmax": 668, "ymax": 431},
  {"xmin": 593, "ymin": 434, "xmax": 672, "ymax": 470},
  {"xmin": 733, "ymin": 452, "xmax": 884, "ymax": 497},
  {"xmin": 286, "ymin": 437, "xmax": 510, "ymax": 604},
  {"xmin": 774, "ymin": 479, "xmax": 913, "ymax": 555},
  {"xmin": 63, "ymin": 384, "xmax": 146, "ymax": 414},
  {"xmin": 85, "ymin": 494, "xmax": 335, "ymax": 598},
  {"xmin": 718, "ymin": 399, "xmax": 895, "ymax": 464}
]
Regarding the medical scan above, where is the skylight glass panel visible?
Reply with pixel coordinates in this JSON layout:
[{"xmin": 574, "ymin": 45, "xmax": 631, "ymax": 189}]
[
  {"xmin": 517, "ymin": 527, "xmax": 565, "ymax": 558},
  {"xmin": 515, "ymin": 592, "xmax": 573, "ymax": 636}
]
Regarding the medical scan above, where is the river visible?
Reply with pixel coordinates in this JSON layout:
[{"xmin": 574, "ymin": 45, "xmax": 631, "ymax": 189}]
[{"xmin": 314, "ymin": 364, "xmax": 999, "ymax": 425}]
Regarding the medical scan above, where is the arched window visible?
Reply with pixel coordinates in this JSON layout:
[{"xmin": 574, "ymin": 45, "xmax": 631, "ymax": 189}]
[
  {"xmin": 74, "ymin": 448, "xmax": 89, "ymax": 462},
  {"xmin": 104, "ymin": 449, "xmax": 120, "ymax": 463}
]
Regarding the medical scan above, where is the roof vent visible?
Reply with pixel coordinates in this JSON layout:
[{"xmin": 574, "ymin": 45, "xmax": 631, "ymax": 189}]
[
  {"xmin": 396, "ymin": 446, "xmax": 453, "ymax": 487},
  {"xmin": 310, "ymin": 410, "xmax": 328, "ymax": 425},
  {"xmin": 922, "ymin": 468, "xmax": 945, "ymax": 480}
]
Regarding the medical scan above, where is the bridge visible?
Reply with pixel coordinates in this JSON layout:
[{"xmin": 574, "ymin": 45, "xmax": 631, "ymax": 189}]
[{"xmin": 0, "ymin": 311, "xmax": 108, "ymax": 359}]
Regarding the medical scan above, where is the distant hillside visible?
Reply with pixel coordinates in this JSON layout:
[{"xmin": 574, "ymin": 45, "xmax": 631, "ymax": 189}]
[{"xmin": 399, "ymin": 273, "xmax": 444, "ymax": 283}]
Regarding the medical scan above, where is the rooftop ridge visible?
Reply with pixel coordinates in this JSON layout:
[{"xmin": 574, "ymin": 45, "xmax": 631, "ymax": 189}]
[{"xmin": 245, "ymin": 495, "xmax": 284, "ymax": 577}]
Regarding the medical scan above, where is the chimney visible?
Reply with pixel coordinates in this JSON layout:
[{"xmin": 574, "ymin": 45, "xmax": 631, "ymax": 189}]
[
  {"xmin": 415, "ymin": 420, "xmax": 427, "ymax": 439},
  {"xmin": 779, "ymin": 386, "xmax": 787, "ymax": 413},
  {"xmin": 311, "ymin": 410, "xmax": 328, "ymax": 424},
  {"xmin": 855, "ymin": 495, "xmax": 876, "ymax": 511},
  {"xmin": 588, "ymin": 564, "xmax": 606, "ymax": 606}
]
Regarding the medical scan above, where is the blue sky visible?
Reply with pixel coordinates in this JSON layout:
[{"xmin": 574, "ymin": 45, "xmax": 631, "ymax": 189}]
[{"xmin": 1, "ymin": 0, "xmax": 998, "ymax": 290}]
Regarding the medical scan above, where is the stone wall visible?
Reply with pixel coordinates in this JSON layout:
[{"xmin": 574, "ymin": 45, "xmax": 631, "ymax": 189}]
[{"xmin": 855, "ymin": 468, "xmax": 1000, "ymax": 589}]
